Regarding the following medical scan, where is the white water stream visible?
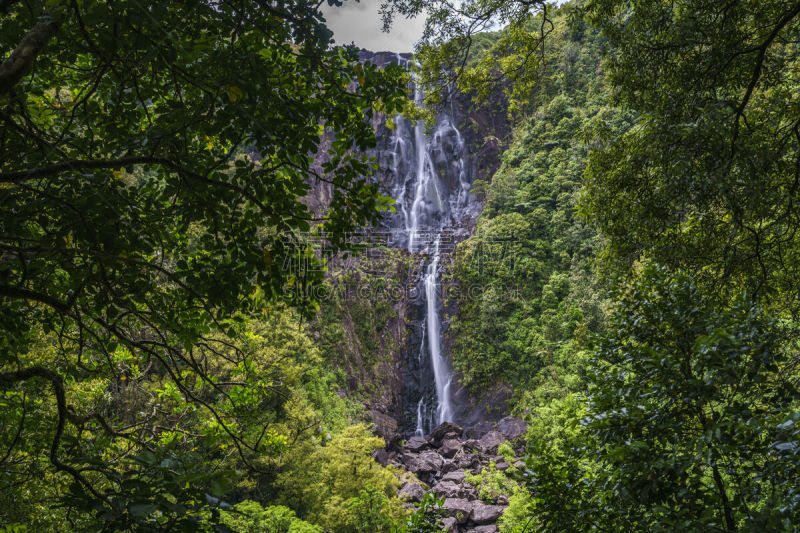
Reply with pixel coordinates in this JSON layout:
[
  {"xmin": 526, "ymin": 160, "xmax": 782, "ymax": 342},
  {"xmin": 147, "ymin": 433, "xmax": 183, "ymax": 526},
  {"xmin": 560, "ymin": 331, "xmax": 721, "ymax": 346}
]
[{"xmin": 388, "ymin": 59, "xmax": 474, "ymax": 435}]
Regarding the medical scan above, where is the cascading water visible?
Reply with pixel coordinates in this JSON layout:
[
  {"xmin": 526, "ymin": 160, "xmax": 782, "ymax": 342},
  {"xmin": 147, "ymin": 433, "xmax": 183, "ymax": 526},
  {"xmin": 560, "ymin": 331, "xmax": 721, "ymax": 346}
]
[
  {"xmin": 425, "ymin": 237, "xmax": 453, "ymax": 426},
  {"xmin": 385, "ymin": 58, "xmax": 477, "ymax": 435}
]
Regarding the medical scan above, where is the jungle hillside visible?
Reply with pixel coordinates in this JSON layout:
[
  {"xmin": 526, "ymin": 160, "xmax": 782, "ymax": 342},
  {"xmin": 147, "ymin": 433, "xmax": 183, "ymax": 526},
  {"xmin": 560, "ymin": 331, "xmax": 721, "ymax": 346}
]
[{"xmin": 1, "ymin": 1, "xmax": 800, "ymax": 532}]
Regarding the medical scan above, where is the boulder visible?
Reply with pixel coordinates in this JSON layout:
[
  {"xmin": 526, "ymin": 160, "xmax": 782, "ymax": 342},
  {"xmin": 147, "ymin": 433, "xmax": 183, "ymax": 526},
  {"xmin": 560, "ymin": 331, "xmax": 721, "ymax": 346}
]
[
  {"xmin": 495, "ymin": 461, "xmax": 511, "ymax": 471},
  {"xmin": 372, "ymin": 448, "xmax": 392, "ymax": 466},
  {"xmin": 432, "ymin": 480, "xmax": 464, "ymax": 499},
  {"xmin": 440, "ymin": 438, "xmax": 462, "ymax": 458},
  {"xmin": 397, "ymin": 482, "xmax": 425, "ymax": 502},
  {"xmin": 471, "ymin": 503, "xmax": 505, "ymax": 525},
  {"xmin": 401, "ymin": 450, "xmax": 444, "ymax": 474},
  {"xmin": 453, "ymin": 449, "xmax": 481, "ymax": 471},
  {"xmin": 427, "ymin": 421, "xmax": 463, "ymax": 446},
  {"xmin": 441, "ymin": 460, "xmax": 461, "ymax": 474},
  {"xmin": 370, "ymin": 409, "xmax": 399, "ymax": 441},
  {"xmin": 466, "ymin": 526, "xmax": 499, "ymax": 533},
  {"xmin": 443, "ymin": 498, "xmax": 473, "ymax": 524},
  {"xmin": 461, "ymin": 439, "xmax": 481, "ymax": 452},
  {"xmin": 441, "ymin": 517, "xmax": 459, "ymax": 532},
  {"xmin": 405, "ymin": 436, "xmax": 430, "ymax": 453},
  {"xmin": 441, "ymin": 470, "xmax": 465, "ymax": 484},
  {"xmin": 496, "ymin": 416, "xmax": 527, "ymax": 441},
  {"xmin": 455, "ymin": 457, "xmax": 482, "ymax": 473},
  {"xmin": 477, "ymin": 431, "xmax": 505, "ymax": 454},
  {"xmin": 464, "ymin": 420, "xmax": 494, "ymax": 439}
]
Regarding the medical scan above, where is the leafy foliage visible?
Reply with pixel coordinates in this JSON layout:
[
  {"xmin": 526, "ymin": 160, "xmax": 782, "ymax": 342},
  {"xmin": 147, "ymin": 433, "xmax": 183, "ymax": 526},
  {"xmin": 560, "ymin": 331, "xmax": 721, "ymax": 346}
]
[
  {"xmin": 446, "ymin": 11, "xmax": 615, "ymax": 397},
  {"xmin": 525, "ymin": 266, "xmax": 800, "ymax": 531},
  {"xmin": 405, "ymin": 493, "xmax": 447, "ymax": 533},
  {"xmin": 276, "ymin": 424, "xmax": 404, "ymax": 532},
  {"xmin": 581, "ymin": 0, "xmax": 800, "ymax": 311},
  {"xmin": 0, "ymin": 0, "xmax": 406, "ymax": 527},
  {"xmin": 405, "ymin": 0, "xmax": 800, "ymax": 531},
  {"xmin": 220, "ymin": 501, "xmax": 321, "ymax": 533}
]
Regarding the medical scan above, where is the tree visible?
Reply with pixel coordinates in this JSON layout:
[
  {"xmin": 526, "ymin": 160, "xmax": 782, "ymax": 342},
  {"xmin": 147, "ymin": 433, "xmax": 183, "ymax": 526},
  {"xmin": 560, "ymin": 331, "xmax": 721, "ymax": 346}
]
[
  {"xmin": 380, "ymin": 0, "xmax": 553, "ymax": 111},
  {"xmin": 220, "ymin": 501, "xmax": 321, "ymax": 533},
  {"xmin": 524, "ymin": 265, "xmax": 800, "ymax": 531},
  {"xmin": 0, "ymin": 0, "xmax": 405, "ymax": 527},
  {"xmin": 584, "ymin": 265, "xmax": 799, "ymax": 531},
  {"xmin": 276, "ymin": 424, "xmax": 404, "ymax": 532},
  {"xmin": 581, "ymin": 0, "xmax": 800, "ymax": 312}
]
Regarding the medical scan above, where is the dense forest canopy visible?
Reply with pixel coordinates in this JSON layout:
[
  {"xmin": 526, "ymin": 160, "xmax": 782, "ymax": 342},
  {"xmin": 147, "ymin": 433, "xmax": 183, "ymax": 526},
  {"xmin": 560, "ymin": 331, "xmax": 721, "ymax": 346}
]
[
  {"xmin": 0, "ymin": 0, "xmax": 407, "ymax": 529},
  {"xmin": 2, "ymin": 0, "xmax": 800, "ymax": 531}
]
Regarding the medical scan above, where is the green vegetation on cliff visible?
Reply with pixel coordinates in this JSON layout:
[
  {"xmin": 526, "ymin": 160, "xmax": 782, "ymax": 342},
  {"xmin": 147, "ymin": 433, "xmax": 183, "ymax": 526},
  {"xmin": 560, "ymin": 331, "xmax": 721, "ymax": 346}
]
[
  {"xmin": 447, "ymin": 15, "xmax": 621, "ymax": 397},
  {"xmin": 3, "ymin": 0, "xmax": 800, "ymax": 531},
  {"xmin": 391, "ymin": 0, "xmax": 800, "ymax": 529}
]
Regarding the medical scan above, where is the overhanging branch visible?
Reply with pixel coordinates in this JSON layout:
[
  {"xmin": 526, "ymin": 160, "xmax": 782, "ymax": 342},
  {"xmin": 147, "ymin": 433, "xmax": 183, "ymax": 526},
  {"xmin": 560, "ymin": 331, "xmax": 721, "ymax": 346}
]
[
  {"xmin": 0, "ymin": 7, "xmax": 65, "ymax": 95},
  {"xmin": 0, "ymin": 366, "xmax": 106, "ymax": 502}
]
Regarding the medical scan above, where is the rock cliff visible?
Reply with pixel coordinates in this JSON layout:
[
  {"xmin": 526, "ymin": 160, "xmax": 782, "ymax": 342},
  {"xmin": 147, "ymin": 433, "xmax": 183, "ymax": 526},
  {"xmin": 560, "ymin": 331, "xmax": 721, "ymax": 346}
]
[{"xmin": 308, "ymin": 49, "xmax": 512, "ymax": 440}]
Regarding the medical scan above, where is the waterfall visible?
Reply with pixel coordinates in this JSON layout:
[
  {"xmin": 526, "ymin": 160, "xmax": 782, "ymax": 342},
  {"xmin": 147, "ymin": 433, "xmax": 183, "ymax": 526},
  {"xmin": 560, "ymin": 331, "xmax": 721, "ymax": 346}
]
[
  {"xmin": 425, "ymin": 237, "xmax": 453, "ymax": 426},
  {"xmin": 386, "ymin": 58, "xmax": 475, "ymax": 435}
]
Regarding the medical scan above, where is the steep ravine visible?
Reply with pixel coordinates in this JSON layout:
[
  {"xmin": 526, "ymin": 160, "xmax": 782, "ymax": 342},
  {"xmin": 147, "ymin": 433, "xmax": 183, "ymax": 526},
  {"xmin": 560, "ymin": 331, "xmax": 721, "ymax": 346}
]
[
  {"xmin": 309, "ymin": 50, "xmax": 517, "ymax": 529},
  {"xmin": 360, "ymin": 51, "xmax": 512, "ymax": 439}
]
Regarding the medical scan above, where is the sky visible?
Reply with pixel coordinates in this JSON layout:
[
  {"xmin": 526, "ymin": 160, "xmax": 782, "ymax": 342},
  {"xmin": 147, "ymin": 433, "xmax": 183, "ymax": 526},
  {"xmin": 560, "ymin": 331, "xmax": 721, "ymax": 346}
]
[{"xmin": 320, "ymin": 1, "xmax": 425, "ymax": 53}]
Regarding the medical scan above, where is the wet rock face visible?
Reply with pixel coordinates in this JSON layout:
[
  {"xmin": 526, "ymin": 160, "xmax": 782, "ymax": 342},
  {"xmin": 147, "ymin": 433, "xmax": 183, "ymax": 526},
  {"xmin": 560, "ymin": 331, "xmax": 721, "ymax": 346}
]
[
  {"xmin": 308, "ymin": 51, "xmax": 514, "ymax": 440},
  {"xmin": 386, "ymin": 420, "xmax": 528, "ymax": 531},
  {"xmin": 352, "ymin": 50, "xmax": 512, "ymax": 438}
]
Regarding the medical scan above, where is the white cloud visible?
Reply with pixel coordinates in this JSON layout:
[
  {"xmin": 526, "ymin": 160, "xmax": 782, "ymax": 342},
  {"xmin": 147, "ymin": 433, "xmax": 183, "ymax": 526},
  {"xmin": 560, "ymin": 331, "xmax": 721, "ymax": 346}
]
[{"xmin": 321, "ymin": 0, "xmax": 425, "ymax": 53}]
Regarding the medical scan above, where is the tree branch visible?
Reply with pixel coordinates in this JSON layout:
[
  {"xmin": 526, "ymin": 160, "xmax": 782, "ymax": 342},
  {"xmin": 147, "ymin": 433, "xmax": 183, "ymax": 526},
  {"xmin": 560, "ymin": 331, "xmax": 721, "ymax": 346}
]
[
  {"xmin": 0, "ymin": 7, "xmax": 65, "ymax": 94},
  {"xmin": 0, "ymin": 155, "xmax": 274, "ymax": 216},
  {"xmin": 0, "ymin": 155, "xmax": 171, "ymax": 183},
  {"xmin": 0, "ymin": 284, "xmax": 69, "ymax": 313},
  {"xmin": 0, "ymin": 366, "xmax": 106, "ymax": 502},
  {"xmin": 732, "ymin": 2, "xmax": 800, "ymax": 137}
]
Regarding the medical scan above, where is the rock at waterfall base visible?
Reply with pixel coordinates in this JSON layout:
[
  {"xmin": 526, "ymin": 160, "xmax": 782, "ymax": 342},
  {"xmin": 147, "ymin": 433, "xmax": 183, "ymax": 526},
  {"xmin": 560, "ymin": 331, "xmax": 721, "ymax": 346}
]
[
  {"xmin": 401, "ymin": 450, "xmax": 443, "ymax": 473},
  {"xmin": 432, "ymin": 480, "xmax": 465, "ymax": 499},
  {"xmin": 441, "ymin": 469, "xmax": 466, "ymax": 483},
  {"xmin": 440, "ymin": 438, "xmax": 462, "ymax": 458},
  {"xmin": 443, "ymin": 498, "xmax": 473, "ymax": 524},
  {"xmin": 464, "ymin": 526, "xmax": 499, "ymax": 533},
  {"xmin": 427, "ymin": 421, "xmax": 463, "ymax": 446},
  {"xmin": 496, "ymin": 415, "xmax": 527, "ymax": 441},
  {"xmin": 477, "ymin": 431, "xmax": 505, "ymax": 454},
  {"xmin": 398, "ymin": 482, "xmax": 425, "ymax": 502},
  {"xmin": 471, "ymin": 503, "xmax": 505, "ymax": 525},
  {"xmin": 405, "ymin": 435, "xmax": 429, "ymax": 452},
  {"xmin": 442, "ymin": 517, "xmax": 459, "ymax": 532}
]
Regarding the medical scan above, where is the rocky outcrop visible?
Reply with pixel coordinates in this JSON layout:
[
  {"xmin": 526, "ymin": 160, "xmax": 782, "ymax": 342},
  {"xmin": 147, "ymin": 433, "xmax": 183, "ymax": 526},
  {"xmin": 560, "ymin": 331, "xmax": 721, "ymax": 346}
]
[
  {"xmin": 387, "ymin": 418, "xmax": 527, "ymax": 531},
  {"xmin": 476, "ymin": 431, "xmax": 505, "ymax": 454},
  {"xmin": 308, "ymin": 51, "xmax": 512, "ymax": 439}
]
